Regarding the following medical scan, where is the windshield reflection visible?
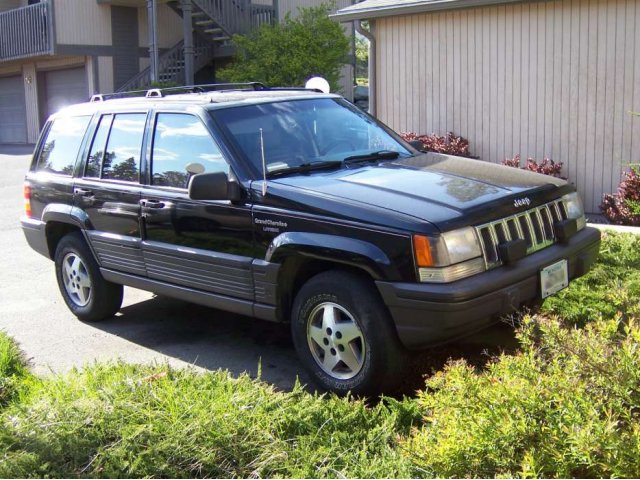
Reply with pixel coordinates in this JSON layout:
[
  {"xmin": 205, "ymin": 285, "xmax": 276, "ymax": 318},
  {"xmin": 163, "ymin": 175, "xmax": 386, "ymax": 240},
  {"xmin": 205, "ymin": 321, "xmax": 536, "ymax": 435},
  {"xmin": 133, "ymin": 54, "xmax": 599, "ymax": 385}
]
[{"xmin": 211, "ymin": 98, "xmax": 411, "ymax": 176}]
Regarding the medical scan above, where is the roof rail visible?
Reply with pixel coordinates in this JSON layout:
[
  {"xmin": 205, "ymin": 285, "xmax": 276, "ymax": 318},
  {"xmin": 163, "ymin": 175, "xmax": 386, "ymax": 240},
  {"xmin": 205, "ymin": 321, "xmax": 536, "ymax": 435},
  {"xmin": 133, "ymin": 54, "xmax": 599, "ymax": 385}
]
[
  {"xmin": 144, "ymin": 83, "xmax": 269, "ymax": 98},
  {"xmin": 89, "ymin": 89, "xmax": 149, "ymax": 102},
  {"xmin": 88, "ymin": 82, "xmax": 322, "ymax": 103}
]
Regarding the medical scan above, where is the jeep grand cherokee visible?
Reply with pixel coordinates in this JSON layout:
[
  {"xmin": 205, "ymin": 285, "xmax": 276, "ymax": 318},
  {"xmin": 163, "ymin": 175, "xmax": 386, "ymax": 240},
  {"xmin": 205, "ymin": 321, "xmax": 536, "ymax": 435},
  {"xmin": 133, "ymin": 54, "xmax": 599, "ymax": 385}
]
[{"xmin": 21, "ymin": 84, "xmax": 601, "ymax": 394}]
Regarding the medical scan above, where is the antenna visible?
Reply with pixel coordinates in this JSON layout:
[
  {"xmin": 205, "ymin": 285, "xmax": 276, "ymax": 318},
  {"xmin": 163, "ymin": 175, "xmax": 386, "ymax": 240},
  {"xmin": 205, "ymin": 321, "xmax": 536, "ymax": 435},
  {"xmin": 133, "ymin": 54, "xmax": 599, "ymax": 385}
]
[{"xmin": 259, "ymin": 128, "xmax": 267, "ymax": 196}]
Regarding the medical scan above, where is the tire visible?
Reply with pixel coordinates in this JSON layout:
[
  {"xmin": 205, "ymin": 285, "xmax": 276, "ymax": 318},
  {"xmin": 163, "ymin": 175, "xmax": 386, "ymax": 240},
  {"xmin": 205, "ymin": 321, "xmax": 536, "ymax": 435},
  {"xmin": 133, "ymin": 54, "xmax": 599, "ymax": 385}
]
[
  {"xmin": 54, "ymin": 232, "xmax": 123, "ymax": 322},
  {"xmin": 291, "ymin": 270, "xmax": 405, "ymax": 396}
]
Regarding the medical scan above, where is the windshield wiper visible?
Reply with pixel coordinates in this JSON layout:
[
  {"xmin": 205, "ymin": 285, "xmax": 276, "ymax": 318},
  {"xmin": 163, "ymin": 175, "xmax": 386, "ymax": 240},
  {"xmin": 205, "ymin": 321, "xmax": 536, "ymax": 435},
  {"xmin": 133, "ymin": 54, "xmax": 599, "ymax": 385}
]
[
  {"xmin": 266, "ymin": 160, "xmax": 343, "ymax": 178},
  {"xmin": 343, "ymin": 150, "xmax": 401, "ymax": 165}
]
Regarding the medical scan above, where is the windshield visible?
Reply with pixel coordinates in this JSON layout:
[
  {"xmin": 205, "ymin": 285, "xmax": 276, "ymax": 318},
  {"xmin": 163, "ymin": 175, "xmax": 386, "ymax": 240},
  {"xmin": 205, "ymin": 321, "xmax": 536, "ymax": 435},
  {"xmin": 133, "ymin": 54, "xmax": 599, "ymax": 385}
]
[{"xmin": 210, "ymin": 98, "xmax": 411, "ymax": 177}]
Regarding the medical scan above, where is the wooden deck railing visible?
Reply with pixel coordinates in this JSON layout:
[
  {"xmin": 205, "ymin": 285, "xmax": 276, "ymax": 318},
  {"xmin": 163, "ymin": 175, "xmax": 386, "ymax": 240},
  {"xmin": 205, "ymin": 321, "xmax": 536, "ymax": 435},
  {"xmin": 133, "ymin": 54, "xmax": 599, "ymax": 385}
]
[{"xmin": 0, "ymin": 1, "xmax": 53, "ymax": 62}]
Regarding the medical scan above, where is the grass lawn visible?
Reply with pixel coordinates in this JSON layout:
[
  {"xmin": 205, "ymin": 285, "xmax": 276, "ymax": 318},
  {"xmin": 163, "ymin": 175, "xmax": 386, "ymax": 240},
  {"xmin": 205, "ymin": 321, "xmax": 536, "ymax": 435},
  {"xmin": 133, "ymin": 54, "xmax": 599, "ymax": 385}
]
[{"xmin": 1, "ymin": 232, "xmax": 639, "ymax": 478}]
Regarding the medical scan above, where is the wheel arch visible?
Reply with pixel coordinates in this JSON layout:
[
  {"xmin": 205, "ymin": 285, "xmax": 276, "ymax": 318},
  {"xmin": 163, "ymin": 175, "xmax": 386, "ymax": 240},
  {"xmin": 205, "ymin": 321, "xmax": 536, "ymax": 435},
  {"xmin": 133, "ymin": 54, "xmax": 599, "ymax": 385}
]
[
  {"xmin": 42, "ymin": 204, "xmax": 93, "ymax": 259},
  {"xmin": 267, "ymin": 232, "xmax": 395, "ymax": 323}
]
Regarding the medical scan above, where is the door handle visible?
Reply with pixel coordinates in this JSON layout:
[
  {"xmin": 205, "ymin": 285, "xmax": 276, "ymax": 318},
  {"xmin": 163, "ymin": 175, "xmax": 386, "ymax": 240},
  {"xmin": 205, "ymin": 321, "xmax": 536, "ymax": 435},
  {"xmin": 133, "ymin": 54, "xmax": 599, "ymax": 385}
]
[
  {"xmin": 140, "ymin": 199, "xmax": 167, "ymax": 209},
  {"xmin": 73, "ymin": 188, "xmax": 93, "ymax": 197}
]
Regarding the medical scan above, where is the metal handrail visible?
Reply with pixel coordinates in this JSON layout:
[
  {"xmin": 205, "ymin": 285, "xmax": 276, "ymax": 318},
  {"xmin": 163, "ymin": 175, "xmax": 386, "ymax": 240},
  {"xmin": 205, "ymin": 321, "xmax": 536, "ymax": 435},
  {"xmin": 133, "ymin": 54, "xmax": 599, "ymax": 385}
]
[
  {"xmin": 0, "ymin": 1, "xmax": 52, "ymax": 61},
  {"xmin": 117, "ymin": 37, "xmax": 216, "ymax": 92},
  {"xmin": 117, "ymin": 1, "xmax": 276, "ymax": 92}
]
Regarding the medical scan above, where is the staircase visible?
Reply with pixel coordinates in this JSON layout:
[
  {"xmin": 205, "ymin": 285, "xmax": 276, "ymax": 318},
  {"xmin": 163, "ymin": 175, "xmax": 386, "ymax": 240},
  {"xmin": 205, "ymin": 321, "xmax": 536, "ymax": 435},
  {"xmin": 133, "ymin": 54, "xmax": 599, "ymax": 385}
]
[{"xmin": 117, "ymin": 0, "xmax": 276, "ymax": 92}]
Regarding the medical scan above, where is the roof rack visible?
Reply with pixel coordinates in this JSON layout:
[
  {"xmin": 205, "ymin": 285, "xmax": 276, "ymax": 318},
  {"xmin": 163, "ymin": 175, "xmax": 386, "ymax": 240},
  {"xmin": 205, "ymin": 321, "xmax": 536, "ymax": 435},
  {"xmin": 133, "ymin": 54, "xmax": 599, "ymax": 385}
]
[{"xmin": 89, "ymin": 82, "xmax": 321, "ymax": 103}]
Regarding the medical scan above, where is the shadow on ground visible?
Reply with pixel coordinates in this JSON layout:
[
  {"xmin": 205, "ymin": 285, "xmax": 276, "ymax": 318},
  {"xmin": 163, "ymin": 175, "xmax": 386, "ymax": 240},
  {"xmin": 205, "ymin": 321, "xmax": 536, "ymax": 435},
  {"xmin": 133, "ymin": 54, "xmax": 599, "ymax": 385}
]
[{"xmin": 90, "ymin": 294, "xmax": 520, "ymax": 397}]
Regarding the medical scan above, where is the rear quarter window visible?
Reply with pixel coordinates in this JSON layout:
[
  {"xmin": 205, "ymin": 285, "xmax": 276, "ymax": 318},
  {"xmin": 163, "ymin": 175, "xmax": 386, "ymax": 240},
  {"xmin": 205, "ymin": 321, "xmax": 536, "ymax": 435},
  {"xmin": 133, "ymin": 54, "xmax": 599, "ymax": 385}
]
[{"xmin": 36, "ymin": 116, "xmax": 91, "ymax": 175}]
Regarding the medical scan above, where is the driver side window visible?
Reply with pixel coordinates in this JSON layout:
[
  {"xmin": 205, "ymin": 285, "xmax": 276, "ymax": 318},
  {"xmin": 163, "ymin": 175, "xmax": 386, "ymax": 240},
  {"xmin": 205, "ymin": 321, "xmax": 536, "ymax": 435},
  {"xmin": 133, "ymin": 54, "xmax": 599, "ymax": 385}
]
[{"xmin": 151, "ymin": 113, "xmax": 228, "ymax": 189}]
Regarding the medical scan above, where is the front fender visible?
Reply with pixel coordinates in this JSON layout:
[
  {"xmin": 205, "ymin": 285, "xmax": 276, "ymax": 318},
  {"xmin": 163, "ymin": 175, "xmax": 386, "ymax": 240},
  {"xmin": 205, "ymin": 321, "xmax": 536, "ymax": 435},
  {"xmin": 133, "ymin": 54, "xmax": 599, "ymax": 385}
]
[{"xmin": 266, "ymin": 232, "xmax": 396, "ymax": 280}]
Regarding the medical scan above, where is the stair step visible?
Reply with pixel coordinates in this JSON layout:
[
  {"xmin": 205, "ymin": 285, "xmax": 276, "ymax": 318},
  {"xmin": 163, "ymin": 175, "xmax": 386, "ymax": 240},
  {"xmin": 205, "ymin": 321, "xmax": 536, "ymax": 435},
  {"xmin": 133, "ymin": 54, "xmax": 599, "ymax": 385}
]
[
  {"xmin": 211, "ymin": 36, "xmax": 230, "ymax": 41},
  {"xmin": 204, "ymin": 27, "xmax": 224, "ymax": 34},
  {"xmin": 195, "ymin": 20, "xmax": 215, "ymax": 26}
]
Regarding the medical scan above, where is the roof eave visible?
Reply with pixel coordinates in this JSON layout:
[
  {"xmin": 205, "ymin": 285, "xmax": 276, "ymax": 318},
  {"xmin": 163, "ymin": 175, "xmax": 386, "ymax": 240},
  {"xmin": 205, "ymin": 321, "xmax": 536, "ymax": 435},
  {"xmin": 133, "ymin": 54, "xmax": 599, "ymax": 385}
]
[{"xmin": 331, "ymin": 0, "xmax": 523, "ymax": 21}]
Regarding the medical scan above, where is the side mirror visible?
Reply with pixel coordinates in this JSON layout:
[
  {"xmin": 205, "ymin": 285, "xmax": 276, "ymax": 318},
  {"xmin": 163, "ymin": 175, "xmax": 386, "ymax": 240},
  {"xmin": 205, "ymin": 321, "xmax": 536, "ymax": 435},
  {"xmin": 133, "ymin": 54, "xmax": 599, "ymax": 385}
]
[{"xmin": 188, "ymin": 172, "xmax": 242, "ymax": 202}]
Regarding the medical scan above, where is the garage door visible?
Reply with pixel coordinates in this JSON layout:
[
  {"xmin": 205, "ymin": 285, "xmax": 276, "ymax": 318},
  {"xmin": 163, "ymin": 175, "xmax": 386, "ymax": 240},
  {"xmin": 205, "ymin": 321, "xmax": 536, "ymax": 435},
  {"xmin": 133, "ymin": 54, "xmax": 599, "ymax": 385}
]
[
  {"xmin": 43, "ymin": 67, "xmax": 88, "ymax": 120},
  {"xmin": 0, "ymin": 76, "xmax": 27, "ymax": 144}
]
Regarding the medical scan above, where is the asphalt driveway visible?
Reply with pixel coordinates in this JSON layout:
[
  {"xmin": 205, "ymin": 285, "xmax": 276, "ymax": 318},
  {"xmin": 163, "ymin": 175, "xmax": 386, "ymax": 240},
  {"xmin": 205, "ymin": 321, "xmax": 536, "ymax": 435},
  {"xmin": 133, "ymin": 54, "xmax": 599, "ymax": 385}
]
[{"xmin": 0, "ymin": 145, "xmax": 517, "ymax": 393}]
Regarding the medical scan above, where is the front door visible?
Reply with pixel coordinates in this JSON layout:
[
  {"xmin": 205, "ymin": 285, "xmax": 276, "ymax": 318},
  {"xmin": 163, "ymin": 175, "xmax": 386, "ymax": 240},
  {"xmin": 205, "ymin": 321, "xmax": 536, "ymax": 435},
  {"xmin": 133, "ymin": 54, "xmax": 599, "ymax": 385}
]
[
  {"xmin": 74, "ymin": 112, "xmax": 147, "ymax": 276},
  {"xmin": 140, "ymin": 112, "xmax": 255, "ymax": 300}
]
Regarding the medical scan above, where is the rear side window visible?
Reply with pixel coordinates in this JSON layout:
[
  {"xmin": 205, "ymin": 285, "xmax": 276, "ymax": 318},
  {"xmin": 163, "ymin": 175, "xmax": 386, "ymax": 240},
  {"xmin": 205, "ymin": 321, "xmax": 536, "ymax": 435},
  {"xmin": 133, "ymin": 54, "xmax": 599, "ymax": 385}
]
[
  {"xmin": 151, "ymin": 113, "xmax": 228, "ymax": 189},
  {"xmin": 101, "ymin": 113, "xmax": 146, "ymax": 182},
  {"xmin": 85, "ymin": 114, "xmax": 113, "ymax": 178},
  {"xmin": 36, "ymin": 116, "xmax": 91, "ymax": 175}
]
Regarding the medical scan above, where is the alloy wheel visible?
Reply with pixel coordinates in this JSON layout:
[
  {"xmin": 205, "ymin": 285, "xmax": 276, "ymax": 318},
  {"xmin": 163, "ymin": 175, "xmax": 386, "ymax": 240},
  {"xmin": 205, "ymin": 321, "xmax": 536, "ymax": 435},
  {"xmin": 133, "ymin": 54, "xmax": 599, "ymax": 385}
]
[
  {"xmin": 62, "ymin": 253, "xmax": 92, "ymax": 307},
  {"xmin": 306, "ymin": 302, "xmax": 366, "ymax": 380}
]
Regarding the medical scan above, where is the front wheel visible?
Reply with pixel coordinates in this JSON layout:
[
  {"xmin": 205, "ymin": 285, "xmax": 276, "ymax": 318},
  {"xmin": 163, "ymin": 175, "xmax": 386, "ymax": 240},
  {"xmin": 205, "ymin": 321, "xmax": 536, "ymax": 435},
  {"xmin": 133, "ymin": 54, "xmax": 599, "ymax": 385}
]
[
  {"xmin": 54, "ymin": 232, "xmax": 123, "ymax": 322},
  {"xmin": 291, "ymin": 270, "xmax": 405, "ymax": 396}
]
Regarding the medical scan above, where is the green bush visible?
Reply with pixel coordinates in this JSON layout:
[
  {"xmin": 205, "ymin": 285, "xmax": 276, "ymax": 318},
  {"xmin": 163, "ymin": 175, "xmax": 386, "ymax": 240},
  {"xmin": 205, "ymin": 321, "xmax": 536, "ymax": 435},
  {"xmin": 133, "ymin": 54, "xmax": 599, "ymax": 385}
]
[
  {"xmin": 218, "ymin": 3, "xmax": 350, "ymax": 92},
  {"xmin": 404, "ymin": 315, "xmax": 640, "ymax": 478},
  {"xmin": 0, "ymin": 364, "xmax": 418, "ymax": 478},
  {"xmin": 542, "ymin": 231, "xmax": 640, "ymax": 325}
]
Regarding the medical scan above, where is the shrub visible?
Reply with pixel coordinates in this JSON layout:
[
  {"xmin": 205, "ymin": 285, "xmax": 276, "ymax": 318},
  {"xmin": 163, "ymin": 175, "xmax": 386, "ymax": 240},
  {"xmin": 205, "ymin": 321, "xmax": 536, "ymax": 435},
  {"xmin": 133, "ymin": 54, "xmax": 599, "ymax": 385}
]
[
  {"xmin": 0, "ymin": 332, "xmax": 29, "ymax": 407},
  {"xmin": 502, "ymin": 154, "xmax": 565, "ymax": 178},
  {"xmin": 400, "ymin": 132, "xmax": 473, "ymax": 158},
  {"xmin": 0, "ymin": 364, "xmax": 418, "ymax": 478},
  {"xmin": 217, "ymin": 3, "xmax": 350, "ymax": 93},
  {"xmin": 600, "ymin": 165, "xmax": 640, "ymax": 226},
  {"xmin": 542, "ymin": 232, "xmax": 640, "ymax": 326},
  {"xmin": 404, "ymin": 314, "xmax": 640, "ymax": 478}
]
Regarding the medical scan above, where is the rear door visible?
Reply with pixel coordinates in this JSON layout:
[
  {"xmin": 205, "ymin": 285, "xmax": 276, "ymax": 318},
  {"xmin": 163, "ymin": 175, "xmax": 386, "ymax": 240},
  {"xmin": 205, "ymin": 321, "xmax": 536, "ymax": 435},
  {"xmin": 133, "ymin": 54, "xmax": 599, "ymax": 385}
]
[
  {"xmin": 140, "ymin": 111, "xmax": 256, "ymax": 300},
  {"xmin": 29, "ymin": 114, "xmax": 92, "ymax": 219},
  {"xmin": 74, "ymin": 112, "xmax": 148, "ymax": 276}
]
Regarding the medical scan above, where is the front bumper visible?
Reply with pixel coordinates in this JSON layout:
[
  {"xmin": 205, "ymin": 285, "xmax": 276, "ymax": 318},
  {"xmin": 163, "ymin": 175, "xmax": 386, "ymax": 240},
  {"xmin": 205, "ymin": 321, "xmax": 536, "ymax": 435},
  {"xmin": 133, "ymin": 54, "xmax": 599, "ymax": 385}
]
[{"xmin": 376, "ymin": 226, "xmax": 601, "ymax": 349}]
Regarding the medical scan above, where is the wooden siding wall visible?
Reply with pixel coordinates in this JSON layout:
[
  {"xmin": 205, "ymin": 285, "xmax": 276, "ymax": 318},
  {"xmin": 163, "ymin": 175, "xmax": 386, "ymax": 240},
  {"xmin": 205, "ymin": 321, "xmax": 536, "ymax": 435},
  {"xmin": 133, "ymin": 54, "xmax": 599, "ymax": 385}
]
[
  {"xmin": 55, "ymin": 0, "xmax": 112, "ymax": 45},
  {"xmin": 375, "ymin": 0, "xmax": 640, "ymax": 213},
  {"xmin": 137, "ymin": 4, "xmax": 183, "ymax": 49},
  {"xmin": 0, "ymin": 1, "xmax": 26, "ymax": 13}
]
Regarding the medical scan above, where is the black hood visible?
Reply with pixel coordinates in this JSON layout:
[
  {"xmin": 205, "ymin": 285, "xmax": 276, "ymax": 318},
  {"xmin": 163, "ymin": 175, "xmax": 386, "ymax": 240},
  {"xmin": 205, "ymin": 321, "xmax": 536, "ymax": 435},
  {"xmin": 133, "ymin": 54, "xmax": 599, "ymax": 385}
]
[{"xmin": 266, "ymin": 153, "xmax": 571, "ymax": 232}]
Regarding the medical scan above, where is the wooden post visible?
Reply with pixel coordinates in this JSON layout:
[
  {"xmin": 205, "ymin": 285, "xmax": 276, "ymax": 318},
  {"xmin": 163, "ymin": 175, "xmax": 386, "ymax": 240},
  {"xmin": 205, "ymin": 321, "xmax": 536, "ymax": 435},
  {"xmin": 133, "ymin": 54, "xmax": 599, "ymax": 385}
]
[
  {"xmin": 181, "ymin": 0, "xmax": 194, "ymax": 86},
  {"xmin": 147, "ymin": 0, "xmax": 159, "ymax": 83}
]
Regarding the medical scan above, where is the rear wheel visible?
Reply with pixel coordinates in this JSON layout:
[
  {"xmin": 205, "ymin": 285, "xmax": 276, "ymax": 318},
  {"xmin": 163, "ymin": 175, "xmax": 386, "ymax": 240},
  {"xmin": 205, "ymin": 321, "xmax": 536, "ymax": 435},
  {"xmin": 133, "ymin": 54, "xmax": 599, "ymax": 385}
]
[
  {"xmin": 54, "ymin": 232, "xmax": 123, "ymax": 322},
  {"xmin": 291, "ymin": 270, "xmax": 405, "ymax": 396}
]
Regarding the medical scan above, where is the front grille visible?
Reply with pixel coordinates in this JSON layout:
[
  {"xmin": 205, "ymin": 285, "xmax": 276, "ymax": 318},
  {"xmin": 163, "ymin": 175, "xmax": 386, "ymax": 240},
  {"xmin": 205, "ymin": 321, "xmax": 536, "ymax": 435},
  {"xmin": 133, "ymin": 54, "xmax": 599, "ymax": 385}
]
[{"xmin": 475, "ymin": 199, "xmax": 567, "ymax": 269}]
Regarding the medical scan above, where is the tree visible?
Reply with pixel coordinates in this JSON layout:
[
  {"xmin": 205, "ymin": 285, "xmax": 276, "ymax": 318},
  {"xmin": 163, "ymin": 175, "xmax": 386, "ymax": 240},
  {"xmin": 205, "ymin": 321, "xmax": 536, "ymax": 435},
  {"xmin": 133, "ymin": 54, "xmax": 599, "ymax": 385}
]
[{"xmin": 218, "ymin": 3, "xmax": 350, "ymax": 93}]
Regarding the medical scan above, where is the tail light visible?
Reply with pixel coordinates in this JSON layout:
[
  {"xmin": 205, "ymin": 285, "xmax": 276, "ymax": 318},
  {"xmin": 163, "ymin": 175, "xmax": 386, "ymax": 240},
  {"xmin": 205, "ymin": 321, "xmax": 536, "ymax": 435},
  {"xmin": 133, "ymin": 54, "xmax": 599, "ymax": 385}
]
[{"xmin": 24, "ymin": 182, "xmax": 32, "ymax": 218}]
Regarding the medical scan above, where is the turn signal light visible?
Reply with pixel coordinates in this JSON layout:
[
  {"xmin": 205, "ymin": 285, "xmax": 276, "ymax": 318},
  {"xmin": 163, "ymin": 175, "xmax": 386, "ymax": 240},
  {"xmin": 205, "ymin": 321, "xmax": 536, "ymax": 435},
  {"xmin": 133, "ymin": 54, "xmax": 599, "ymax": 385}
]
[
  {"xmin": 413, "ymin": 234, "xmax": 434, "ymax": 267},
  {"xmin": 24, "ymin": 182, "xmax": 32, "ymax": 218}
]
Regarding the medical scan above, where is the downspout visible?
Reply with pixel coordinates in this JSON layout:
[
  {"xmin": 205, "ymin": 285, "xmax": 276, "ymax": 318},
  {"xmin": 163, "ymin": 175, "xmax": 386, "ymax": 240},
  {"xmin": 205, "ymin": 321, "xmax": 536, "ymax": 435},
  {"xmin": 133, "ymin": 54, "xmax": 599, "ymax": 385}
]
[{"xmin": 355, "ymin": 19, "xmax": 375, "ymax": 116}]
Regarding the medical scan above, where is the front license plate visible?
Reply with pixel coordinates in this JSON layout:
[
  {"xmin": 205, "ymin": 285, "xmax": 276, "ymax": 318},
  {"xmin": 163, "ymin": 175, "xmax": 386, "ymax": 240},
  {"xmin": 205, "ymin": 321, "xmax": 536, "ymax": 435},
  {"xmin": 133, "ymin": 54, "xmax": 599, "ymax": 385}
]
[{"xmin": 540, "ymin": 259, "xmax": 569, "ymax": 299}]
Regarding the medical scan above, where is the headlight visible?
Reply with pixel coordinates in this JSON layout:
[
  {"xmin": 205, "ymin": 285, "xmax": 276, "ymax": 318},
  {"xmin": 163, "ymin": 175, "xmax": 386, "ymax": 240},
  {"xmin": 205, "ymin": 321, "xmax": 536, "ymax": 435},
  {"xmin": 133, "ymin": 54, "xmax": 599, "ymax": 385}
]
[
  {"xmin": 413, "ymin": 227, "xmax": 485, "ymax": 283},
  {"xmin": 561, "ymin": 192, "xmax": 586, "ymax": 230}
]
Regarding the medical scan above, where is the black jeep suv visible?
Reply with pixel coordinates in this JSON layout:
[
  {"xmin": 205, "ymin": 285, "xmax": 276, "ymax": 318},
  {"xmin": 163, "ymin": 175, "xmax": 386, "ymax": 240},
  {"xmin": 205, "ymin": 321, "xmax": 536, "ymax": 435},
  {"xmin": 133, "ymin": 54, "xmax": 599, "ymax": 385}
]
[{"xmin": 21, "ymin": 84, "xmax": 600, "ymax": 394}]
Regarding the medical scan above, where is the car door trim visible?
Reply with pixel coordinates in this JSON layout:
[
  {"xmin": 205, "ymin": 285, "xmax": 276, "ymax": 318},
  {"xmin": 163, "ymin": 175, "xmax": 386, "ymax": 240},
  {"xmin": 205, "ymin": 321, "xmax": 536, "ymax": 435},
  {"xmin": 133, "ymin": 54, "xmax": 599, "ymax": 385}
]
[{"xmin": 100, "ymin": 268, "xmax": 277, "ymax": 321}]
